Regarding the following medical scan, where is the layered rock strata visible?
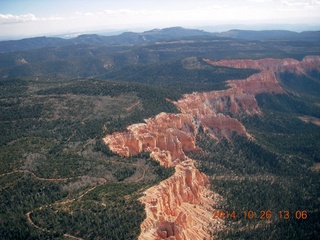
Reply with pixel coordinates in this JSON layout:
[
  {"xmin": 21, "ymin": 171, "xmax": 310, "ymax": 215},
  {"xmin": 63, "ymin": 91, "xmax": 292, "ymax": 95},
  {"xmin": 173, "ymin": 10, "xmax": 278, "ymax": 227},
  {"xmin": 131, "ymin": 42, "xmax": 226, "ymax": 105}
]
[
  {"xmin": 103, "ymin": 56, "xmax": 320, "ymax": 240},
  {"xmin": 203, "ymin": 55, "xmax": 320, "ymax": 73}
]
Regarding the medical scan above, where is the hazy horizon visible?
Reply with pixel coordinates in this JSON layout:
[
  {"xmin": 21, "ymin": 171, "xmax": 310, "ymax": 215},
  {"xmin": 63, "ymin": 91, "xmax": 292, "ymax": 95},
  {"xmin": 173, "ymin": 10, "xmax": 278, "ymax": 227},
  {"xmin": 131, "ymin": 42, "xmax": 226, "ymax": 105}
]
[{"xmin": 1, "ymin": 0, "xmax": 319, "ymax": 40}]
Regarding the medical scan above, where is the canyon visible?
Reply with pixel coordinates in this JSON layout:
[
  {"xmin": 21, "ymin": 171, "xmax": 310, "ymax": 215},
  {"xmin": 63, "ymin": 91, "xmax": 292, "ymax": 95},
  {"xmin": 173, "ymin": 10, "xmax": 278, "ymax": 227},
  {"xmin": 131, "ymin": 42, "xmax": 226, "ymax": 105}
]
[{"xmin": 103, "ymin": 56, "xmax": 320, "ymax": 239}]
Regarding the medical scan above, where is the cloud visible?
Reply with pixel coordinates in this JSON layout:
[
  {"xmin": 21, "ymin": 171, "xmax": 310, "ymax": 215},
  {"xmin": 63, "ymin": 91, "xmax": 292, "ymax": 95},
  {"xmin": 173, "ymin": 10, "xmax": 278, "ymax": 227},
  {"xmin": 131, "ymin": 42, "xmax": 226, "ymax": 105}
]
[
  {"xmin": 281, "ymin": 0, "xmax": 320, "ymax": 7},
  {"xmin": 0, "ymin": 13, "xmax": 65, "ymax": 24},
  {"xmin": 75, "ymin": 9, "xmax": 150, "ymax": 17},
  {"xmin": 0, "ymin": 13, "xmax": 38, "ymax": 24},
  {"xmin": 247, "ymin": 0, "xmax": 274, "ymax": 2},
  {"xmin": 103, "ymin": 9, "xmax": 149, "ymax": 15}
]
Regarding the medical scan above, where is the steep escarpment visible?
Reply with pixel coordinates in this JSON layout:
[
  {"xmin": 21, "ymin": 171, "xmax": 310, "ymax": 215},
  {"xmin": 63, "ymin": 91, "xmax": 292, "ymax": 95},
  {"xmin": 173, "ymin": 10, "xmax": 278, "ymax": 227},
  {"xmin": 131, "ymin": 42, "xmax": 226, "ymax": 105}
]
[
  {"xmin": 175, "ymin": 56, "xmax": 320, "ymax": 119},
  {"xmin": 103, "ymin": 55, "xmax": 320, "ymax": 240},
  {"xmin": 174, "ymin": 70, "xmax": 284, "ymax": 118},
  {"xmin": 203, "ymin": 55, "xmax": 320, "ymax": 73}
]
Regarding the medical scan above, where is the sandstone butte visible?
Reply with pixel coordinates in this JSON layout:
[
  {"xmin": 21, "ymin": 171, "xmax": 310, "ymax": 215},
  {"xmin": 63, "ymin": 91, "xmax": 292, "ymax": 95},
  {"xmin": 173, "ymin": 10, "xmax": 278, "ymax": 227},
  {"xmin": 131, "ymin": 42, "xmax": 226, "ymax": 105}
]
[{"xmin": 103, "ymin": 55, "xmax": 320, "ymax": 240}]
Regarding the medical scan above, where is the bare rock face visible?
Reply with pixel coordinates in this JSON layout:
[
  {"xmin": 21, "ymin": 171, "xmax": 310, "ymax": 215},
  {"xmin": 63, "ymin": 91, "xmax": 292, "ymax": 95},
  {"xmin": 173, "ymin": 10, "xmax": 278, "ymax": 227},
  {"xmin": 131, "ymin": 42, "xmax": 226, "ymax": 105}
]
[
  {"xmin": 103, "ymin": 56, "xmax": 320, "ymax": 240},
  {"xmin": 103, "ymin": 113, "xmax": 198, "ymax": 167},
  {"xmin": 199, "ymin": 114, "xmax": 249, "ymax": 140},
  {"xmin": 174, "ymin": 70, "xmax": 284, "ymax": 121},
  {"xmin": 203, "ymin": 55, "xmax": 320, "ymax": 73},
  {"xmin": 176, "ymin": 56, "xmax": 320, "ymax": 120},
  {"xmin": 139, "ymin": 158, "xmax": 222, "ymax": 240}
]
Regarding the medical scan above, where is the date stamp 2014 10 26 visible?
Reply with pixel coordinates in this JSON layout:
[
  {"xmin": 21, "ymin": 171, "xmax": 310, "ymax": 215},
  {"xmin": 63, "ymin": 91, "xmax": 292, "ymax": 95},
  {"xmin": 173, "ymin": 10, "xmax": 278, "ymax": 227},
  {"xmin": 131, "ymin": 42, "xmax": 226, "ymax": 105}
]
[{"xmin": 212, "ymin": 210, "xmax": 308, "ymax": 220}]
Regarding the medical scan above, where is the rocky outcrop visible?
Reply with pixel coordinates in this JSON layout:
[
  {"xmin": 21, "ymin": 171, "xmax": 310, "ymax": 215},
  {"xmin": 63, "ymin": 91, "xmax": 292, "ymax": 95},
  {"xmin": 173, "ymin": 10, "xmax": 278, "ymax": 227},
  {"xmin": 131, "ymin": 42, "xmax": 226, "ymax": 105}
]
[
  {"xmin": 175, "ymin": 58, "xmax": 288, "ymax": 119},
  {"xmin": 298, "ymin": 115, "xmax": 320, "ymax": 127},
  {"xmin": 175, "ymin": 56, "xmax": 320, "ymax": 120},
  {"xmin": 203, "ymin": 55, "xmax": 320, "ymax": 73},
  {"xmin": 103, "ymin": 98, "xmax": 251, "ymax": 239},
  {"xmin": 103, "ymin": 56, "xmax": 320, "ymax": 240},
  {"xmin": 174, "ymin": 70, "xmax": 284, "ymax": 119},
  {"xmin": 103, "ymin": 112, "xmax": 223, "ymax": 239},
  {"xmin": 139, "ymin": 158, "xmax": 222, "ymax": 240},
  {"xmin": 104, "ymin": 113, "xmax": 198, "ymax": 167}
]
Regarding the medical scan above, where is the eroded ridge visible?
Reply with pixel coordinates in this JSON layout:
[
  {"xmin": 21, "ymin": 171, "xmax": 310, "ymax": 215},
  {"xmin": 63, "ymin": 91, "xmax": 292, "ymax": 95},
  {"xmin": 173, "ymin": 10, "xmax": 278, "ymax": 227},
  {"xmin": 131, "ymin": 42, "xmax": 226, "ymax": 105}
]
[
  {"xmin": 175, "ymin": 56, "xmax": 320, "ymax": 120},
  {"xmin": 103, "ymin": 56, "xmax": 320, "ymax": 240},
  {"xmin": 103, "ymin": 113, "xmax": 227, "ymax": 239},
  {"xmin": 103, "ymin": 109, "xmax": 249, "ymax": 239},
  {"xmin": 204, "ymin": 55, "xmax": 320, "ymax": 73}
]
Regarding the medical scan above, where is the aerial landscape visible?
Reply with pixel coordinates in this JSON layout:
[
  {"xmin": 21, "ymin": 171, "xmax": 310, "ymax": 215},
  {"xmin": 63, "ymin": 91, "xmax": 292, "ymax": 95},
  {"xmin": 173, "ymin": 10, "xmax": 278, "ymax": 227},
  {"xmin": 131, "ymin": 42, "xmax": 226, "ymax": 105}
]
[{"xmin": 0, "ymin": 0, "xmax": 320, "ymax": 239}]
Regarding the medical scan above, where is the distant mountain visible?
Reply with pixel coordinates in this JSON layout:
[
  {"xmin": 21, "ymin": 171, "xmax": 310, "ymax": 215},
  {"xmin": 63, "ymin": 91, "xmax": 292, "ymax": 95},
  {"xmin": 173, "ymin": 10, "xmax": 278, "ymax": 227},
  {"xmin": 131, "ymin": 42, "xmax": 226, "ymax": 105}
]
[
  {"xmin": 1, "ymin": 31, "xmax": 320, "ymax": 79},
  {"xmin": 0, "ymin": 36, "xmax": 70, "ymax": 53},
  {"xmin": 1, "ymin": 27, "xmax": 319, "ymax": 53},
  {"xmin": 139, "ymin": 27, "xmax": 209, "ymax": 39},
  {"xmin": 215, "ymin": 29, "xmax": 320, "ymax": 41},
  {"xmin": 0, "ymin": 27, "xmax": 211, "ymax": 53},
  {"xmin": 74, "ymin": 27, "xmax": 210, "ymax": 45}
]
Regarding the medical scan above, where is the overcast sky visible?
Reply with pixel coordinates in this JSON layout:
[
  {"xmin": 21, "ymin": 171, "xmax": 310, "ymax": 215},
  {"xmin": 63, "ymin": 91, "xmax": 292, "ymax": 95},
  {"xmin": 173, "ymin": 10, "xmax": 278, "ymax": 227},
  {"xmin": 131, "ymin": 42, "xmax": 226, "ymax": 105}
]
[{"xmin": 1, "ymin": 0, "xmax": 320, "ymax": 39}]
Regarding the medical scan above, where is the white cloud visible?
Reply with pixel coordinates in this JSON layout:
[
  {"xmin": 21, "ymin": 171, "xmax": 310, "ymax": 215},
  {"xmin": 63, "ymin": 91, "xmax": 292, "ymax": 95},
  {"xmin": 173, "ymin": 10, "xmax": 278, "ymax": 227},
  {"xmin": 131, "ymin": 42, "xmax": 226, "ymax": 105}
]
[
  {"xmin": 281, "ymin": 0, "xmax": 320, "ymax": 7},
  {"xmin": 75, "ymin": 9, "xmax": 150, "ymax": 17},
  {"xmin": 247, "ymin": 0, "xmax": 274, "ymax": 2},
  {"xmin": 0, "ymin": 13, "xmax": 37, "ymax": 24},
  {"xmin": 0, "ymin": 13, "xmax": 65, "ymax": 24}
]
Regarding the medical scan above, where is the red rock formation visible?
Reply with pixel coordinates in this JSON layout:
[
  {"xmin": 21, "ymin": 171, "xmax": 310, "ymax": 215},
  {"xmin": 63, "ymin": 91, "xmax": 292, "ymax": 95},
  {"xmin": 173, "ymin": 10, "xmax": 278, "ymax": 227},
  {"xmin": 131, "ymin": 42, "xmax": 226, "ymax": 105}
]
[
  {"xmin": 174, "ymin": 70, "xmax": 285, "ymax": 124},
  {"xmin": 103, "ymin": 55, "xmax": 320, "ymax": 240},
  {"xmin": 203, "ymin": 57, "xmax": 299, "ymax": 72},
  {"xmin": 203, "ymin": 55, "xmax": 320, "ymax": 73},
  {"xmin": 103, "ymin": 113, "xmax": 198, "ymax": 167},
  {"xmin": 200, "ymin": 114, "xmax": 248, "ymax": 140},
  {"xmin": 175, "ymin": 56, "xmax": 320, "ymax": 120},
  {"xmin": 103, "ymin": 112, "xmax": 224, "ymax": 239},
  {"xmin": 139, "ymin": 158, "xmax": 222, "ymax": 240},
  {"xmin": 174, "ymin": 88, "xmax": 262, "ymax": 117}
]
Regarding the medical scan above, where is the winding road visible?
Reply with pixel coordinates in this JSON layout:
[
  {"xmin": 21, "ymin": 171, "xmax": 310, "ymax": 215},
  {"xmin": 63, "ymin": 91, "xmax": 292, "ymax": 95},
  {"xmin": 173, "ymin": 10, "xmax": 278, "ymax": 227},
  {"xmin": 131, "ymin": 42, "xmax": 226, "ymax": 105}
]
[{"xmin": 1, "ymin": 156, "xmax": 147, "ymax": 239}]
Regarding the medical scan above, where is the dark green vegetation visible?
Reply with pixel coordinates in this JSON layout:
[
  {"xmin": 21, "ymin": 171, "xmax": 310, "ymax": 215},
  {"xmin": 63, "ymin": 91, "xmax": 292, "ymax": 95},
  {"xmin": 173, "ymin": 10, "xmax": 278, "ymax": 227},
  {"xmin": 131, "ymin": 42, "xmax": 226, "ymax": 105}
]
[
  {"xmin": 1, "ymin": 28, "xmax": 320, "ymax": 239},
  {"xmin": 29, "ymin": 183, "xmax": 146, "ymax": 240},
  {"xmin": 279, "ymin": 70, "xmax": 320, "ymax": 97},
  {"xmin": 0, "ymin": 77, "xmax": 177, "ymax": 239},
  {"xmin": 104, "ymin": 57, "xmax": 258, "ymax": 94}
]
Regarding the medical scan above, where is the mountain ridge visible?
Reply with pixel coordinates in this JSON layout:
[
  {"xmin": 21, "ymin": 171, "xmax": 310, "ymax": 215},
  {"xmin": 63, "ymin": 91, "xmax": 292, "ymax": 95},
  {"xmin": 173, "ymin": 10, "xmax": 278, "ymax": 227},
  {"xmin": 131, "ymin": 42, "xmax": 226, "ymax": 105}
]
[
  {"xmin": 216, "ymin": 29, "xmax": 320, "ymax": 41},
  {"xmin": 1, "ymin": 26, "xmax": 319, "ymax": 53},
  {"xmin": 0, "ymin": 27, "xmax": 211, "ymax": 53},
  {"xmin": 1, "ymin": 29, "xmax": 320, "ymax": 80}
]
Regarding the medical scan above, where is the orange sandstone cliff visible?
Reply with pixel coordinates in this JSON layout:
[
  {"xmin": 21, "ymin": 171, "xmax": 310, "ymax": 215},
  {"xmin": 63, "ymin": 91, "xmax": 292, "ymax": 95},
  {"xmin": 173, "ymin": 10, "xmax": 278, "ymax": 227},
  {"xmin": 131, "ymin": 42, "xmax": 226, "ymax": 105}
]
[{"xmin": 103, "ymin": 56, "xmax": 320, "ymax": 240}]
